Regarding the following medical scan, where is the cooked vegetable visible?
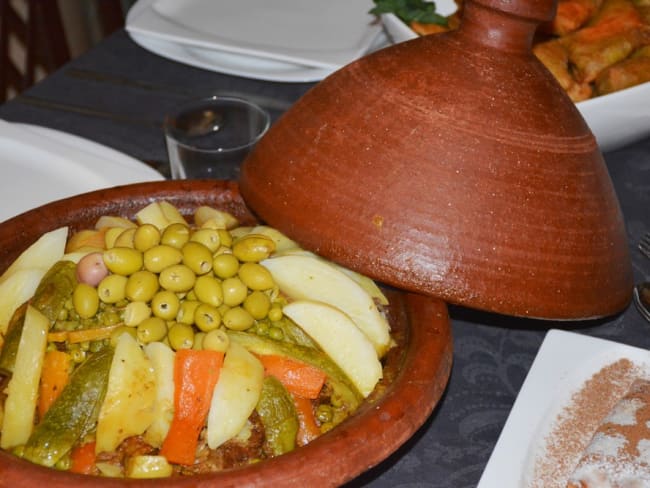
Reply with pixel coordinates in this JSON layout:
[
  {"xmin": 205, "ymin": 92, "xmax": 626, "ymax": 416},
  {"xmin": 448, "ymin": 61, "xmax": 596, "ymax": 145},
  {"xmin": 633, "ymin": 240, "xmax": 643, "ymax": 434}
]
[
  {"xmin": 256, "ymin": 376, "xmax": 299, "ymax": 456},
  {"xmin": 143, "ymin": 341, "xmax": 175, "ymax": 448},
  {"xmin": 38, "ymin": 350, "xmax": 71, "ymax": 418},
  {"xmin": 293, "ymin": 395, "xmax": 321, "ymax": 446},
  {"xmin": 95, "ymin": 332, "xmax": 156, "ymax": 454},
  {"xmin": 69, "ymin": 441, "xmax": 97, "ymax": 475},
  {"xmin": 261, "ymin": 254, "xmax": 391, "ymax": 356},
  {"xmin": 126, "ymin": 455, "xmax": 173, "ymax": 479},
  {"xmin": 159, "ymin": 349, "xmax": 224, "ymax": 465},
  {"xmin": 23, "ymin": 347, "xmax": 113, "ymax": 467},
  {"xmin": 206, "ymin": 341, "xmax": 264, "ymax": 449},
  {"xmin": 0, "ymin": 260, "xmax": 76, "ymax": 374},
  {"xmin": 259, "ymin": 354, "xmax": 327, "ymax": 399},
  {"xmin": 283, "ymin": 301, "xmax": 383, "ymax": 398},
  {"xmin": 0, "ymin": 306, "xmax": 49, "ymax": 449}
]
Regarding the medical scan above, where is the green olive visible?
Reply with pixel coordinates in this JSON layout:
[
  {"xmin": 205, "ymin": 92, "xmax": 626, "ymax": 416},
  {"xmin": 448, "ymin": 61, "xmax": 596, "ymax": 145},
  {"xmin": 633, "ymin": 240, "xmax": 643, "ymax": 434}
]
[
  {"xmin": 212, "ymin": 253, "xmax": 240, "ymax": 279},
  {"xmin": 97, "ymin": 274, "xmax": 128, "ymax": 304},
  {"xmin": 125, "ymin": 270, "xmax": 160, "ymax": 302},
  {"xmin": 194, "ymin": 303, "xmax": 222, "ymax": 332},
  {"xmin": 151, "ymin": 290, "xmax": 181, "ymax": 320},
  {"xmin": 182, "ymin": 241, "xmax": 213, "ymax": 275},
  {"xmin": 110, "ymin": 326, "xmax": 137, "ymax": 347},
  {"xmin": 193, "ymin": 331, "xmax": 206, "ymax": 350},
  {"xmin": 190, "ymin": 228, "xmax": 221, "ymax": 252},
  {"xmin": 161, "ymin": 223, "xmax": 190, "ymax": 248},
  {"xmin": 133, "ymin": 223, "xmax": 161, "ymax": 252},
  {"xmin": 222, "ymin": 306, "xmax": 254, "ymax": 331},
  {"xmin": 73, "ymin": 283, "xmax": 100, "ymax": 319},
  {"xmin": 103, "ymin": 247, "xmax": 143, "ymax": 276},
  {"xmin": 202, "ymin": 328, "xmax": 230, "ymax": 352},
  {"xmin": 159, "ymin": 264, "xmax": 196, "ymax": 292},
  {"xmin": 221, "ymin": 277, "xmax": 248, "ymax": 307},
  {"xmin": 143, "ymin": 245, "xmax": 183, "ymax": 273},
  {"xmin": 232, "ymin": 234, "xmax": 275, "ymax": 262},
  {"xmin": 238, "ymin": 262, "xmax": 275, "ymax": 290},
  {"xmin": 217, "ymin": 229, "xmax": 233, "ymax": 248},
  {"xmin": 193, "ymin": 275, "xmax": 223, "ymax": 307},
  {"xmin": 176, "ymin": 299, "xmax": 200, "ymax": 325},
  {"xmin": 243, "ymin": 290, "xmax": 271, "ymax": 319},
  {"xmin": 123, "ymin": 301, "xmax": 152, "ymax": 327},
  {"xmin": 168, "ymin": 322, "xmax": 194, "ymax": 350},
  {"xmin": 137, "ymin": 317, "xmax": 168, "ymax": 343}
]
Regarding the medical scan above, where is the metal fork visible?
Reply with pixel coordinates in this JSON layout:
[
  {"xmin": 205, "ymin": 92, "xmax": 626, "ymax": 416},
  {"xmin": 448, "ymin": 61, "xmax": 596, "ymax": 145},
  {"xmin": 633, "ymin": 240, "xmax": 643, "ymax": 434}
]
[{"xmin": 640, "ymin": 232, "xmax": 650, "ymax": 260}]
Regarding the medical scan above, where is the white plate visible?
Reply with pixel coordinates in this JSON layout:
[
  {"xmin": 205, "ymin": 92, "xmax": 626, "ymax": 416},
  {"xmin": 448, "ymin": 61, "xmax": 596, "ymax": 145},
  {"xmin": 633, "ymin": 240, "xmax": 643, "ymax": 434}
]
[
  {"xmin": 478, "ymin": 329, "xmax": 650, "ymax": 488},
  {"xmin": 0, "ymin": 121, "xmax": 164, "ymax": 223},
  {"xmin": 380, "ymin": 13, "xmax": 650, "ymax": 152},
  {"xmin": 126, "ymin": 0, "xmax": 383, "ymax": 80},
  {"xmin": 129, "ymin": 31, "xmax": 333, "ymax": 83}
]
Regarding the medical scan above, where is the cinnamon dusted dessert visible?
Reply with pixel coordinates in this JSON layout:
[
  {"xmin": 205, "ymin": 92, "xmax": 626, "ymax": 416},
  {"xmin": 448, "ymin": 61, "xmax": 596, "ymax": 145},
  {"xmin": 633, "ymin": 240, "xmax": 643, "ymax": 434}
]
[{"xmin": 567, "ymin": 378, "xmax": 650, "ymax": 487}]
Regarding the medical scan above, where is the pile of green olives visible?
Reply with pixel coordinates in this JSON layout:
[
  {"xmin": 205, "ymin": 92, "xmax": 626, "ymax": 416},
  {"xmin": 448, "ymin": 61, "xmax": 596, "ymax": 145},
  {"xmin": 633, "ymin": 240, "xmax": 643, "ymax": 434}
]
[{"xmin": 72, "ymin": 218, "xmax": 285, "ymax": 352}]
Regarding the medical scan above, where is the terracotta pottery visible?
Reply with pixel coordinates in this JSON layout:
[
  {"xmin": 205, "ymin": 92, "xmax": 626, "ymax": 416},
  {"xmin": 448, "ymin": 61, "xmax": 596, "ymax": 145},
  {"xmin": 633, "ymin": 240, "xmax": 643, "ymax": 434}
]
[
  {"xmin": 0, "ymin": 180, "xmax": 452, "ymax": 487},
  {"xmin": 240, "ymin": 0, "xmax": 633, "ymax": 320}
]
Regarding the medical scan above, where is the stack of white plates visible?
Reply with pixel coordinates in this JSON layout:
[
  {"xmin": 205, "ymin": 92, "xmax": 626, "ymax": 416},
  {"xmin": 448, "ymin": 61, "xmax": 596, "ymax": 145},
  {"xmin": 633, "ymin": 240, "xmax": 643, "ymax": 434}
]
[{"xmin": 126, "ymin": 0, "xmax": 386, "ymax": 83}]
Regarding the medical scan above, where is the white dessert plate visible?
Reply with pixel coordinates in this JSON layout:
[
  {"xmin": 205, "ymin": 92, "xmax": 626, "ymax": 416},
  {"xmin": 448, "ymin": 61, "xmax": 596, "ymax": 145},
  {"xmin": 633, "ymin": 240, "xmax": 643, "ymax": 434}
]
[
  {"xmin": 0, "ymin": 121, "xmax": 164, "ymax": 223},
  {"xmin": 126, "ymin": 0, "xmax": 383, "ymax": 80},
  {"xmin": 380, "ymin": 12, "xmax": 650, "ymax": 152},
  {"xmin": 478, "ymin": 329, "xmax": 650, "ymax": 488}
]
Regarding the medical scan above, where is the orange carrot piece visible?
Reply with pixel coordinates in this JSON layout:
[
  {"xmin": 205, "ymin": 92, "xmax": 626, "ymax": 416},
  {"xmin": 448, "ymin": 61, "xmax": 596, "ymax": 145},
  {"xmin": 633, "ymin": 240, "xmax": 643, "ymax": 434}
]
[
  {"xmin": 38, "ymin": 350, "xmax": 71, "ymax": 418},
  {"xmin": 293, "ymin": 394, "xmax": 321, "ymax": 446},
  {"xmin": 69, "ymin": 441, "xmax": 97, "ymax": 474},
  {"xmin": 159, "ymin": 349, "xmax": 224, "ymax": 465},
  {"xmin": 259, "ymin": 354, "xmax": 327, "ymax": 399}
]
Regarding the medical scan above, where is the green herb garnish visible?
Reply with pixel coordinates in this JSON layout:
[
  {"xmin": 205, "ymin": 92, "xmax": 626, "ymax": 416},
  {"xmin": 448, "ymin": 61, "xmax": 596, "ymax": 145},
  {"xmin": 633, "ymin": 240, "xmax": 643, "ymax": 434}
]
[{"xmin": 370, "ymin": 0, "xmax": 448, "ymax": 26}]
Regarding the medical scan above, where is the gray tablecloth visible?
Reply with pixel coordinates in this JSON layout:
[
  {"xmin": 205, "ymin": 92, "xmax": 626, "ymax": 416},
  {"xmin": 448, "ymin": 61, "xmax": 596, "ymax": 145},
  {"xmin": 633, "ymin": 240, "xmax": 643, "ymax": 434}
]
[{"xmin": 0, "ymin": 30, "xmax": 648, "ymax": 487}]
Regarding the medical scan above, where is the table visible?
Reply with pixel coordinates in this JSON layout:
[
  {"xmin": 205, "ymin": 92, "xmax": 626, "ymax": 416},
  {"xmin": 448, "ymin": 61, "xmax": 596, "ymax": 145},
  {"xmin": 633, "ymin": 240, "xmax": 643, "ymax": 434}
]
[{"xmin": 1, "ymin": 29, "xmax": 649, "ymax": 487}]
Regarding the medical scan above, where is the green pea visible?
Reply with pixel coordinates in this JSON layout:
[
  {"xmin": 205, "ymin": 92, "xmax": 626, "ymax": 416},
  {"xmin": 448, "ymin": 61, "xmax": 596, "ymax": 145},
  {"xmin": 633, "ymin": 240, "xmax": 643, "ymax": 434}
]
[
  {"xmin": 168, "ymin": 322, "xmax": 194, "ymax": 350},
  {"xmin": 159, "ymin": 264, "xmax": 196, "ymax": 292},
  {"xmin": 133, "ymin": 223, "xmax": 161, "ymax": 252},
  {"xmin": 123, "ymin": 301, "xmax": 152, "ymax": 327},
  {"xmin": 243, "ymin": 291, "xmax": 271, "ymax": 319},
  {"xmin": 238, "ymin": 262, "xmax": 275, "ymax": 290},
  {"xmin": 182, "ymin": 241, "xmax": 213, "ymax": 275},
  {"xmin": 151, "ymin": 290, "xmax": 180, "ymax": 320},
  {"xmin": 193, "ymin": 275, "xmax": 223, "ymax": 307},
  {"xmin": 232, "ymin": 234, "xmax": 275, "ymax": 262},
  {"xmin": 190, "ymin": 228, "xmax": 221, "ymax": 252},
  {"xmin": 161, "ymin": 223, "xmax": 190, "ymax": 248},
  {"xmin": 125, "ymin": 270, "xmax": 160, "ymax": 302},
  {"xmin": 97, "ymin": 274, "xmax": 128, "ymax": 304},
  {"xmin": 202, "ymin": 328, "xmax": 230, "ymax": 352},
  {"xmin": 73, "ymin": 283, "xmax": 99, "ymax": 319},
  {"xmin": 316, "ymin": 404, "xmax": 333, "ymax": 423},
  {"xmin": 176, "ymin": 300, "xmax": 200, "ymax": 325},
  {"xmin": 268, "ymin": 304, "xmax": 283, "ymax": 322},
  {"xmin": 143, "ymin": 245, "xmax": 183, "ymax": 274},
  {"xmin": 268, "ymin": 326, "xmax": 284, "ymax": 341},
  {"xmin": 193, "ymin": 332, "xmax": 206, "ymax": 350},
  {"xmin": 221, "ymin": 277, "xmax": 248, "ymax": 307},
  {"xmin": 103, "ymin": 247, "xmax": 143, "ymax": 276},
  {"xmin": 222, "ymin": 306, "xmax": 254, "ymax": 331},
  {"xmin": 212, "ymin": 253, "xmax": 240, "ymax": 279},
  {"xmin": 194, "ymin": 303, "xmax": 221, "ymax": 332},
  {"xmin": 137, "ymin": 317, "xmax": 168, "ymax": 343}
]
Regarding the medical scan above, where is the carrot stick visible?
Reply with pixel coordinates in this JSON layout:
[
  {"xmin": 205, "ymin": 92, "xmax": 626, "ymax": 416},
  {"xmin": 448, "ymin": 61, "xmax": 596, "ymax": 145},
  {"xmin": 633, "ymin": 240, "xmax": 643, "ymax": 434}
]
[
  {"xmin": 69, "ymin": 441, "xmax": 97, "ymax": 474},
  {"xmin": 259, "ymin": 354, "xmax": 327, "ymax": 399},
  {"xmin": 159, "ymin": 349, "xmax": 224, "ymax": 465},
  {"xmin": 38, "ymin": 350, "xmax": 71, "ymax": 418},
  {"xmin": 293, "ymin": 394, "xmax": 321, "ymax": 446}
]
